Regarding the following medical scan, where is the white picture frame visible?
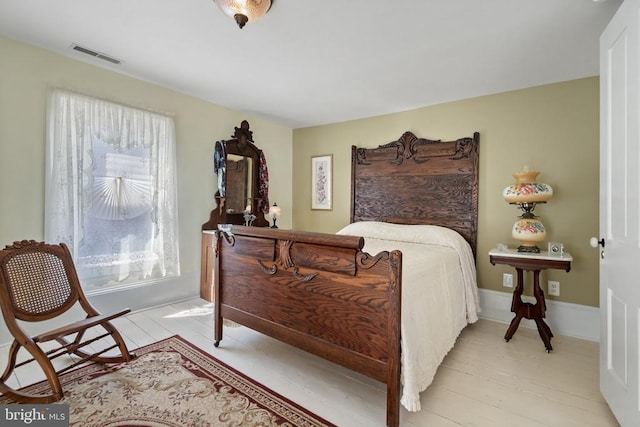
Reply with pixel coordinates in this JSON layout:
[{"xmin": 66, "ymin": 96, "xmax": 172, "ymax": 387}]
[{"xmin": 311, "ymin": 154, "xmax": 332, "ymax": 210}]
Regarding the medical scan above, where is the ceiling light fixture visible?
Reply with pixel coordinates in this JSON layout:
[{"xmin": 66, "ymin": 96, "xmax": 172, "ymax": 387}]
[{"xmin": 214, "ymin": 0, "xmax": 272, "ymax": 29}]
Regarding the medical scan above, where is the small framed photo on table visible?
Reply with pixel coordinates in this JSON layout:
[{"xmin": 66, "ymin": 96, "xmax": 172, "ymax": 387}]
[
  {"xmin": 311, "ymin": 154, "xmax": 332, "ymax": 210},
  {"xmin": 548, "ymin": 242, "xmax": 564, "ymax": 257}
]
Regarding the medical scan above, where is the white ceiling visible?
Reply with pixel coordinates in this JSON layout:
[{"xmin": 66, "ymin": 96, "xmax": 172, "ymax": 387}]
[{"xmin": 0, "ymin": 0, "xmax": 622, "ymax": 128}]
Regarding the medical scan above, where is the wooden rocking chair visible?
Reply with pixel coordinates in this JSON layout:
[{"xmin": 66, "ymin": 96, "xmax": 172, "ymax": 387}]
[{"xmin": 0, "ymin": 240, "xmax": 135, "ymax": 403}]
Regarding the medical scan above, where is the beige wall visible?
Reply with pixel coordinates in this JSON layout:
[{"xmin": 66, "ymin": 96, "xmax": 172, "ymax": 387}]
[
  {"xmin": 292, "ymin": 78, "xmax": 600, "ymax": 307},
  {"xmin": 0, "ymin": 36, "xmax": 293, "ymax": 291},
  {"xmin": 0, "ymin": 35, "xmax": 601, "ymax": 309}
]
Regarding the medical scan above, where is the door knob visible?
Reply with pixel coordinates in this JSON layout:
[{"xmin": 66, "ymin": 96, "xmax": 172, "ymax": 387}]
[{"xmin": 590, "ymin": 237, "xmax": 605, "ymax": 248}]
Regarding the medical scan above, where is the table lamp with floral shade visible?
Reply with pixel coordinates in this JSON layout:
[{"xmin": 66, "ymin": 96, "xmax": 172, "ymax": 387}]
[{"xmin": 502, "ymin": 168, "xmax": 553, "ymax": 253}]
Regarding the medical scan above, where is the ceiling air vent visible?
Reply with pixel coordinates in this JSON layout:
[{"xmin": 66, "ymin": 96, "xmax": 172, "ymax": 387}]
[{"xmin": 71, "ymin": 44, "xmax": 123, "ymax": 65}]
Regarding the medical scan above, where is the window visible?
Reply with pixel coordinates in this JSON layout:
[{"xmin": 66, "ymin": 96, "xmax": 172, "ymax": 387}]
[{"xmin": 45, "ymin": 89, "xmax": 180, "ymax": 293}]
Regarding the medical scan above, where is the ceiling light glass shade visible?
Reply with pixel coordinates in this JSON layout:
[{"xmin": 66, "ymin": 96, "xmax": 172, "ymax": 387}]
[{"xmin": 214, "ymin": 0, "xmax": 272, "ymax": 28}]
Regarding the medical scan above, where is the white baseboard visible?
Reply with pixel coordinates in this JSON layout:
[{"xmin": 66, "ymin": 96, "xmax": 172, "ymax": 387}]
[{"xmin": 477, "ymin": 288, "xmax": 600, "ymax": 342}]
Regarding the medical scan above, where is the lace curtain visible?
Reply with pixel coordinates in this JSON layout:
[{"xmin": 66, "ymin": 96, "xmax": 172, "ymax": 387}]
[{"xmin": 45, "ymin": 89, "xmax": 180, "ymax": 293}]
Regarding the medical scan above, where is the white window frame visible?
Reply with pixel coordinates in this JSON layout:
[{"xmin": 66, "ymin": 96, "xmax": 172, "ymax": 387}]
[{"xmin": 45, "ymin": 89, "xmax": 180, "ymax": 293}]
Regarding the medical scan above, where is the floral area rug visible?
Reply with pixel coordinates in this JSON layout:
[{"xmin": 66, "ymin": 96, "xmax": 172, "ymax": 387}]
[{"xmin": 1, "ymin": 335, "xmax": 336, "ymax": 427}]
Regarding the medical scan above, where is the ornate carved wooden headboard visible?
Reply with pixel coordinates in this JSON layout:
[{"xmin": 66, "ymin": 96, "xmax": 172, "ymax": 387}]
[{"xmin": 351, "ymin": 131, "xmax": 480, "ymax": 257}]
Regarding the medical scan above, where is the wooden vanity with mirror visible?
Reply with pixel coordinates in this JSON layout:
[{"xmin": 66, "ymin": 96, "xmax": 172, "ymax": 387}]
[{"xmin": 201, "ymin": 120, "xmax": 269, "ymax": 300}]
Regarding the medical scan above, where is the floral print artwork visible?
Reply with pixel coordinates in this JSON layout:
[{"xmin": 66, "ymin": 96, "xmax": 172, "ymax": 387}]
[
  {"xmin": 315, "ymin": 163, "xmax": 327, "ymax": 204},
  {"xmin": 312, "ymin": 155, "xmax": 332, "ymax": 210}
]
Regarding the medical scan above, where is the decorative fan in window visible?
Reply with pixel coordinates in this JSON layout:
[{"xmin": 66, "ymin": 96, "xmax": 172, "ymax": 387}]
[{"xmin": 90, "ymin": 153, "xmax": 153, "ymax": 220}]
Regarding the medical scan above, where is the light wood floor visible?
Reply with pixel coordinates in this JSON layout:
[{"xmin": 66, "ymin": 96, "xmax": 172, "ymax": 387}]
[{"xmin": 0, "ymin": 298, "xmax": 620, "ymax": 427}]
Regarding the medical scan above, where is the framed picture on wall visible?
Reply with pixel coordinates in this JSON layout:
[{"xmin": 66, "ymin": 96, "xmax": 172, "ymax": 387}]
[{"xmin": 311, "ymin": 154, "xmax": 332, "ymax": 210}]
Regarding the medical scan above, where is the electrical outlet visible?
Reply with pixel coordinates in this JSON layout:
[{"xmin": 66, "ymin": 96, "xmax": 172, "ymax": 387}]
[
  {"xmin": 503, "ymin": 273, "xmax": 513, "ymax": 288},
  {"xmin": 548, "ymin": 280, "xmax": 560, "ymax": 296}
]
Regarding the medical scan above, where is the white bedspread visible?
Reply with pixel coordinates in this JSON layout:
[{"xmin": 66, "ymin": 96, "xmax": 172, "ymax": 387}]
[{"xmin": 337, "ymin": 221, "xmax": 480, "ymax": 412}]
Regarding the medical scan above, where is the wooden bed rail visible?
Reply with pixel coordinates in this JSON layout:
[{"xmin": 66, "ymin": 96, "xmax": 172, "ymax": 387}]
[
  {"xmin": 213, "ymin": 225, "xmax": 402, "ymax": 427},
  {"xmin": 225, "ymin": 225, "xmax": 365, "ymax": 249}
]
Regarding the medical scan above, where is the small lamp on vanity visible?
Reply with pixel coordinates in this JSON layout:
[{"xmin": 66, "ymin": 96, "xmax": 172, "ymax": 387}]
[
  {"xmin": 269, "ymin": 203, "xmax": 281, "ymax": 229},
  {"xmin": 502, "ymin": 168, "xmax": 553, "ymax": 253}
]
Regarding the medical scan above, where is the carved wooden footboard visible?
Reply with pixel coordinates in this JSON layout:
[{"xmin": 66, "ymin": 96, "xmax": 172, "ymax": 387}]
[{"xmin": 213, "ymin": 225, "xmax": 402, "ymax": 427}]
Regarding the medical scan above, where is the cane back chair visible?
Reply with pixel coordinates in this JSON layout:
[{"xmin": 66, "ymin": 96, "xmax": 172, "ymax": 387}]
[{"xmin": 0, "ymin": 240, "xmax": 135, "ymax": 403}]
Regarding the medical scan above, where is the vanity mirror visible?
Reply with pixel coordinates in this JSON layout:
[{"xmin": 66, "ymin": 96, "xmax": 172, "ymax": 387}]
[
  {"xmin": 201, "ymin": 120, "xmax": 269, "ymax": 301},
  {"xmin": 202, "ymin": 120, "xmax": 269, "ymax": 230}
]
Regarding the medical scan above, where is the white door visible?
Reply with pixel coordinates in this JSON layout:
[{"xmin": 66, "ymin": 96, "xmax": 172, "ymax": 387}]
[{"xmin": 599, "ymin": 0, "xmax": 640, "ymax": 425}]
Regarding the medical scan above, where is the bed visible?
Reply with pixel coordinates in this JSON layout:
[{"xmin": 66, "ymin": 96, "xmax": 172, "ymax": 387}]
[{"xmin": 211, "ymin": 130, "xmax": 480, "ymax": 427}]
